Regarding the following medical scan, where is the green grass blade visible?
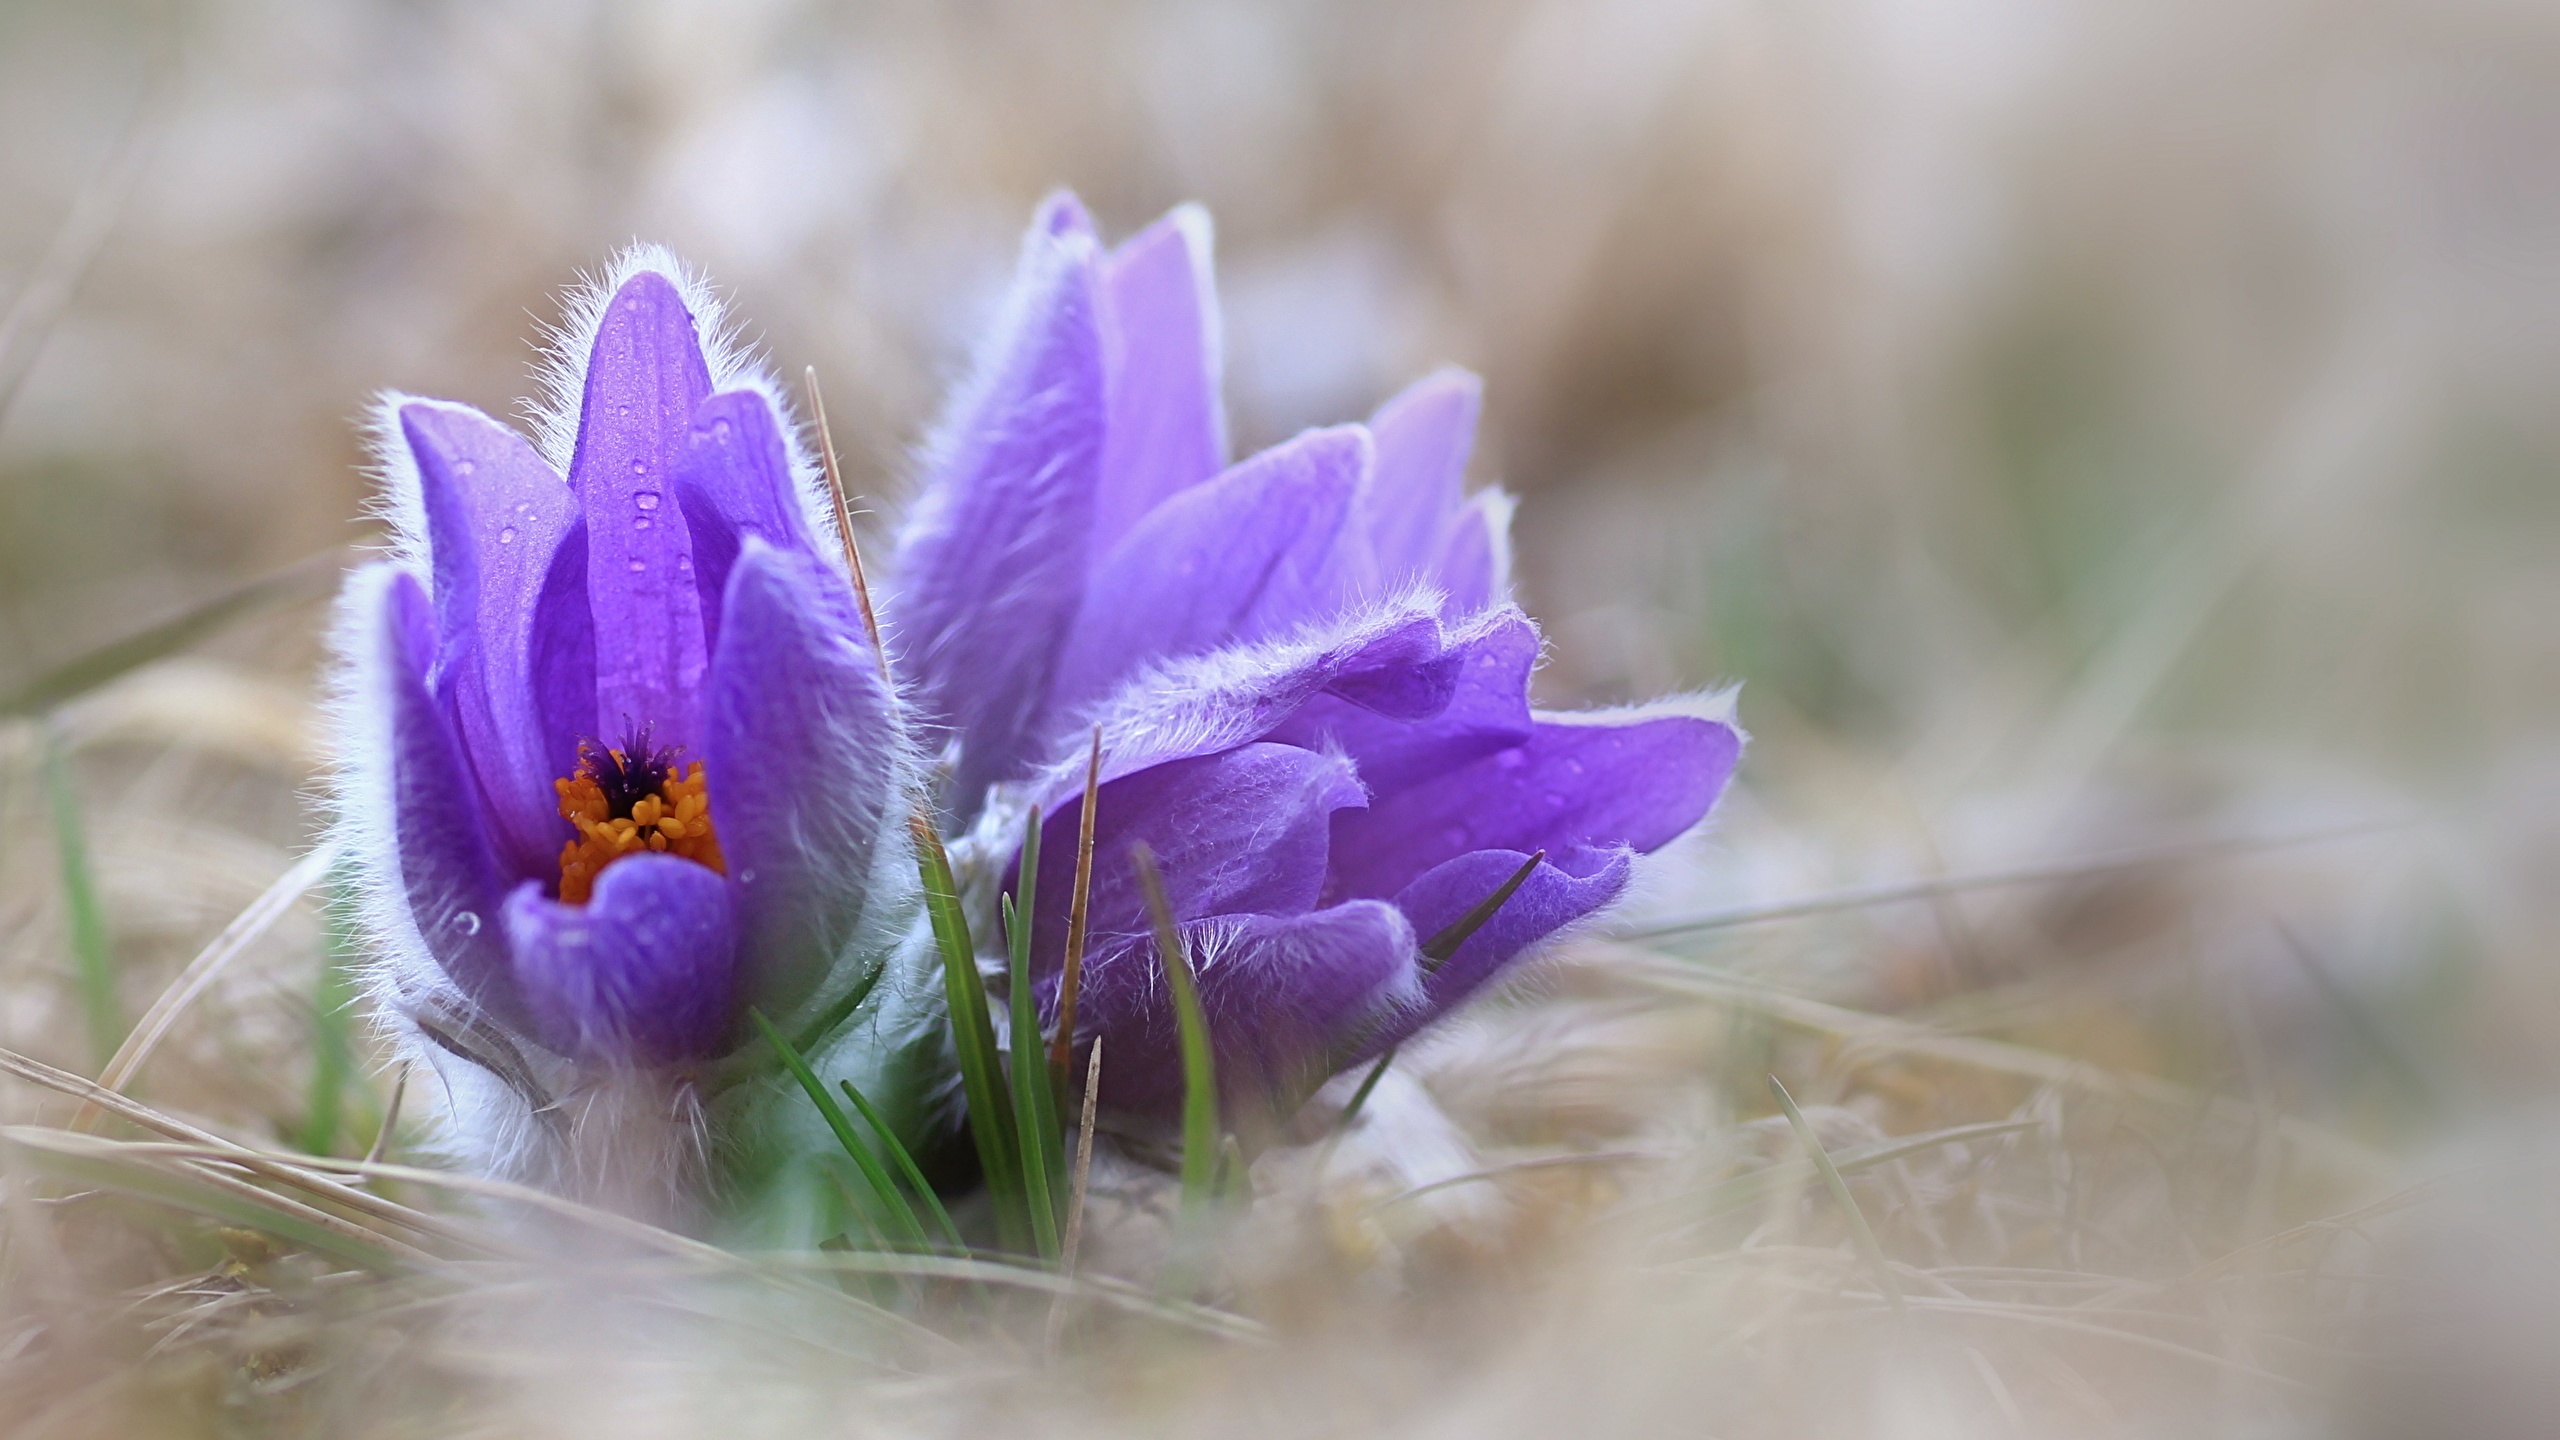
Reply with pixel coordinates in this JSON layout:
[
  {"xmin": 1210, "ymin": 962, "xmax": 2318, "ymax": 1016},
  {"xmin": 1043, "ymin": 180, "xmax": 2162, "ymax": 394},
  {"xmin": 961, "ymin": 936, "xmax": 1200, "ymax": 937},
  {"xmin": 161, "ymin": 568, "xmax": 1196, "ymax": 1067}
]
[
  {"xmin": 298, "ymin": 884, "xmax": 360, "ymax": 1155},
  {"xmin": 41, "ymin": 726, "xmax": 119, "ymax": 1070},
  {"xmin": 909, "ymin": 810, "xmax": 1027, "ymax": 1251},
  {"xmin": 1334, "ymin": 851, "xmax": 1542, "ymax": 1132},
  {"xmin": 0, "ymin": 550, "xmax": 342, "ymax": 719},
  {"xmin": 1049, "ymin": 724, "xmax": 1103, "ymax": 1080},
  {"xmin": 1420, "ymin": 849, "xmax": 1543, "ymax": 967},
  {"xmin": 838, "ymin": 1078, "xmax": 962, "ymax": 1251},
  {"xmin": 1769, "ymin": 1075, "xmax": 1905, "ymax": 1314},
  {"xmin": 1130, "ymin": 843, "xmax": 1219, "ymax": 1224},
  {"xmin": 1004, "ymin": 808, "xmax": 1063, "ymax": 1259},
  {"xmin": 3, "ymin": 1126, "xmax": 419, "ymax": 1274},
  {"xmin": 748, "ymin": 1007, "xmax": 926, "ymax": 1249}
]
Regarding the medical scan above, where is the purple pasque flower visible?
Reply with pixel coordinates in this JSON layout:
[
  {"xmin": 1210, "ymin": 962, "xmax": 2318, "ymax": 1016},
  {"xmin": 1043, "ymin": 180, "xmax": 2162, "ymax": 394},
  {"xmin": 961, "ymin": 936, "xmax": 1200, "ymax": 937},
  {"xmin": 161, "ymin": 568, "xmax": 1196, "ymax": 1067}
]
[
  {"xmin": 334, "ymin": 251, "xmax": 915, "ymax": 1177},
  {"xmin": 890, "ymin": 194, "xmax": 1513, "ymax": 821},
  {"xmin": 889, "ymin": 196, "xmax": 1742, "ymax": 1121}
]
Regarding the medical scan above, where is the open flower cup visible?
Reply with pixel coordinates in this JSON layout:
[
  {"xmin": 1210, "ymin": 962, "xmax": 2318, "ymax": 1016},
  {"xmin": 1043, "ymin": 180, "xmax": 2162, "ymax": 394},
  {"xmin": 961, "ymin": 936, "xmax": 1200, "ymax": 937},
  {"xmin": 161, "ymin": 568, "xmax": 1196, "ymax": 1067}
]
[
  {"xmin": 334, "ymin": 252, "xmax": 939, "ymax": 1227},
  {"xmin": 894, "ymin": 195, "xmax": 1744, "ymax": 1130}
]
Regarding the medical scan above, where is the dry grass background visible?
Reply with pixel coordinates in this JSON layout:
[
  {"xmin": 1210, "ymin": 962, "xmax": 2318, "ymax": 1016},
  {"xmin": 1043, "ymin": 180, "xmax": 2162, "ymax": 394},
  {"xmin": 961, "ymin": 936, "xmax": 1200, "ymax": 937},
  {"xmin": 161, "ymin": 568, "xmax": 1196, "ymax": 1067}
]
[{"xmin": 3, "ymin": 0, "xmax": 2559, "ymax": 1435}]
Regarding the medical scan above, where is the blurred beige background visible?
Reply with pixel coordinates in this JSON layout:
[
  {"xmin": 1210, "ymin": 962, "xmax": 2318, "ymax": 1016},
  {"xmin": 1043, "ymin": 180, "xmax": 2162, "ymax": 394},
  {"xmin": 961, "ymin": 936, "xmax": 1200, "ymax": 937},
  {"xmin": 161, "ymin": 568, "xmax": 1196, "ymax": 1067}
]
[{"xmin": 3, "ymin": 3, "xmax": 2559, "ymax": 1433}]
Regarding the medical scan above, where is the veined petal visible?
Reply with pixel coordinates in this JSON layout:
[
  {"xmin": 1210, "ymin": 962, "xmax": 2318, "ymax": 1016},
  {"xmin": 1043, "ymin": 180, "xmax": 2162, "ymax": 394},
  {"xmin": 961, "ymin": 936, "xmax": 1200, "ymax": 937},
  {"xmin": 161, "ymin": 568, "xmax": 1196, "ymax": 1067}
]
[
  {"xmin": 373, "ymin": 569, "xmax": 528, "ymax": 1030},
  {"xmin": 1364, "ymin": 369, "xmax": 1481, "ymax": 589},
  {"xmin": 675, "ymin": 388, "xmax": 817, "ymax": 659},
  {"xmin": 1092, "ymin": 204, "xmax": 1225, "ymax": 557},
  {"xmin": 1030, "ymin": 599, "xmax": 1515, "ymax": 808},
  {"xmin": 503, "ymin": 855, "xmax": 737, "ymax": 1065},
  {"xmin": 1328, "ymin": 709, "xmax": 1743, "ymax": 901},
  {"xmin": 1053, "ymin": 425, "xmax": 1367, "ymax": 715},
  {"xmin": 402, "ymin": 401, "xmax": 583, "ymax": 879},
  {"xmin": 567, "ymin": 271, "xmax": 715, "ymax": 755},
  {"xmin": 1433, "ymin": 487, "xmax": 1516, "ymax": 616},
  {"xmin": 1026, "ymin": 742, "xmax": 1365, "ymax": 966},
  {"xmin": 1364, "ymin": 845, "xmax": 1630, "ymax": 1054},
  {"xmin": 1266, "ymin": 608, "xmax": 1539, "ymax": 797},
  {"xmin": 1076, "ymin": 901, "xmax": 1418, "ymax": 1117},
  {"xmin": 890, "ymin": 210, "xmax": 1105, "ymax": 815},
  {"xmin": 704, "ymin": 540, "xmax": 913, "ymax": 1028}
]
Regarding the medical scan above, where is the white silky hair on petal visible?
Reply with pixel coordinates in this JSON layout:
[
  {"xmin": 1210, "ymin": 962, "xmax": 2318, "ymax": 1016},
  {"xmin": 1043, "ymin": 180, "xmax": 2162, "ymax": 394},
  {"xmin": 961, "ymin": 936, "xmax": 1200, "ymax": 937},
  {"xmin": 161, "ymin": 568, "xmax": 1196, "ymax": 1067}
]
[
  {"xmin": 320, "ymin": 562, "xmax": 552, "ymax": 1182},
  {"xmin": 1450, "ymin": 485, "xmax": 1519, "ymax": 600},
  {"xmin": 881, "ymin": 202, "xmax": 1101, "ymax": 639},
  {"xmin": 1158, "ymin": 200, "xmax": 1232, "ymax": 467},
  {"xmin": 1012, "ymin": 585, "xmax": 1512, "ymax": 807},
  {"xmin": 525, "ymin": 245, "xmax": 855, "ymax": 592},
  {"xmin": 353, "ymin": 390, "xmax": 443, "ymax": 583}
]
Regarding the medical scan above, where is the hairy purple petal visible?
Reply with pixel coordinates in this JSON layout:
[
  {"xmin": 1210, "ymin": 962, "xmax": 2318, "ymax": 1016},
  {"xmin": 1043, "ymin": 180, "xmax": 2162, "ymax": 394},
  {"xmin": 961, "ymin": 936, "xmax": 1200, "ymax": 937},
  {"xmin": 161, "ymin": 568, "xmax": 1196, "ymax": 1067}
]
[
  {"xmin": 1328, "ymin": 712, "xmax": 1741, "ymax": 901},
  {"xmin": 1027, "ymin": 742, "xmax": 1365, "ymax": 966},
  {"xmin": 1092, "ymin": 206, "xmax": 1225, "ymax": 557},
  {"xmin": 1361, "ymin": 846, "xmax": 1631, "ymax": 1055},
  {"xmin": 378, "ymin": 571, "xmax": 528, "ymax": 1030},
  {"xmin": 403, "ymin": 401, "xmax": 582, "ymax": 879},
  {"xmin": 1265, "ymin": 609, "xmax": 1539, "ymax": 796},
  {"xmin": 567, "ymin": 271, "xmax": 715, "ymax": 755},
  {"xmin": 503, "ymin": 854, "xmax": 738, "ymax": 1064},
  {"xmin": 675, "ymin": 389, "xmax": 816, "ymax": 659},
  {"xmin": 1363, "ymin": 369, "xmax": 1480, "ymax": 588},
  {"xmin": 704, "ymin": 540, "xmax": 904, "ymax": 1021},
  {"xmin": 1034, "ymin": 602, "xmax": 1523, "ymax": 808},
  {"xmin": 1054, "ymin": 425, "xmax": 1366, "ymax": 714},
  {"xmin": 1078, "ymin": 902, "xmax": 1417, "ymax": 1116},
  {"xmin": 1433, "ymin": 488, "xmax": 1514, "ymax": 616},
  {"xmin": 891, "ymin": 218, "xmax": 1105, "ymax": 813}
]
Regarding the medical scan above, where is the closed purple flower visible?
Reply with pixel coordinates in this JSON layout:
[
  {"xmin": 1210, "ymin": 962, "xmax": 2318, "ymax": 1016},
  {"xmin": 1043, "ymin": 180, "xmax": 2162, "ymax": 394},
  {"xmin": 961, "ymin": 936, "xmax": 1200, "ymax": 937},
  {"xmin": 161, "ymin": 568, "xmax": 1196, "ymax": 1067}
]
[
  {"xmin": 334, "ymin": 253, "xmax": 920, "ymax": 1181},
  {"xmin": 891, "ymin": 197, "xmax": 1742, "ymax": 1120}
]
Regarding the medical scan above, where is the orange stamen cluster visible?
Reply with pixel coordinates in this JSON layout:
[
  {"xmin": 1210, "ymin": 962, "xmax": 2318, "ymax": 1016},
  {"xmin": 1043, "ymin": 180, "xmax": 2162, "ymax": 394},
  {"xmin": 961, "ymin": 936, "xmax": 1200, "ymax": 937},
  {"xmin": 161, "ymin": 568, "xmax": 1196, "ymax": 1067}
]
[{"xmin": 554, "ymin": 745, "xmax": 724, "ymax": 905}]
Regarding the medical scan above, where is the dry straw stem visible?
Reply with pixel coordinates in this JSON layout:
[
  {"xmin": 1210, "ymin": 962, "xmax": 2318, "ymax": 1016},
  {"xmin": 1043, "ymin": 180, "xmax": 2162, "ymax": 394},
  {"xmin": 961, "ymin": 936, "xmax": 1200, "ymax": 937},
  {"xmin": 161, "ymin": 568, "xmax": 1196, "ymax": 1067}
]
[
  {"xmin": 82, "ymin": 840, "xmax": 338, "ymax": 1115},
  {"xmin": 1596, "ymin": 945, "xmax": 2394, "ymax": 1188}
]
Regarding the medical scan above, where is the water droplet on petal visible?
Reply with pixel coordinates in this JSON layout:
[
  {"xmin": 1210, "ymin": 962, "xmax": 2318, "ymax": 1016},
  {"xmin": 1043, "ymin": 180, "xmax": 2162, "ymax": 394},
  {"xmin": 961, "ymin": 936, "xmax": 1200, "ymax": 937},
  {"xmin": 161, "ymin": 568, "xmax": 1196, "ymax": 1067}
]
[
  {"xmin": 497, "ymin": 526, "xmax": 517, "ymax": 545},
  {"xmin": 615, "ymin": 404, "xmax": 631, "ymax": 418},
  {"xmin": 455, "ymin": 459, "xmax": 476, "ymax": 476},
  {"xmin": 457, "ymin": 911, "xmax": 481, "ymax": 935},
  {"xmin": 631, "ymin": 458, "xmax": 648, "ymax": 475},
  {"xmin": 1495, "ymin": 749, "xmax": 1527, "ymax": 769},
  {"xmin": 633, "ymin": 515, "xmax": 652, "ymax": 530},
  {"xmin": 737, "ymin": 868, "xmax": 756, "ymax": 885},
  {"xmin": 711, "ymin": 418, "xmax": 732, "ymax": 439},
  {"xmin": 629, "ymin": 558, "xmax": 647, "ymax": 573},
  {"xmin": 633, "ymin": 490, "xmax": 661, "ymax": 510}
]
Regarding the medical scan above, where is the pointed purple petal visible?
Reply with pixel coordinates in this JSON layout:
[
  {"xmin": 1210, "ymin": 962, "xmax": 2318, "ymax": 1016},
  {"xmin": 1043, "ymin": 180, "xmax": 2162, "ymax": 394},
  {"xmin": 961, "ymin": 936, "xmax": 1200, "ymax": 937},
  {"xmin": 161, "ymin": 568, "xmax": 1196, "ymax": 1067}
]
[
  {"xmin": 503, "ymin": 855, "xmax": 737, "ymax": 1064},
  {"xmin": 1433, "ymin": 487, "xmax": 1514, "ymax": 616},
  {"xmin": 1364, "ymin": 369, "xmax": 1481, "ymax": 588},
  {"xmin": 890, "ymin": 218, "xmax": 1105, "ymax": 813},
  {"xmin": 1266, "ymin": 609, "xmax": 1539, "ymax": 797},
  {"xmin": 1037, "ymin": 189, "xmax": 1097, "ymax": 242},
  {"xmin": 1328, "ymin": 712, "xmax": 1742, "ymax": 901},
  {"xmin": 1361, "ymin": 846, "xmax": 1630, "ymax": 1053},
  {"xmin": 1029, "ymin": 600, "xmax": 1518, "ymax": 809},
  {"xmin": 1027, "ymin": 741, "xmax": 1364, "ymax": 969},
  {"xmin": 704, "ymin": 540, "xmax": 905, "ymax": 1022},
  {"xmin": 1092, "ymin": 206, "xmax": 1226, "ymax": 557},
  {"xmin": 1054, "ymin": 425, "xmax": 1367, "ymax": 715},
  {"xmin": 675, "ymin": 389, "xmax": 816, "ymax": 660},
  {"xmin": 567, "ymin": 271, "xmax": 715, "ymax": 756},
  {"xmin": 1077, "ymin": 901, "xmax": 1418, "ymax": 1117},
  {"xmin": 403, "ymin": 401, "xmax": 582, "ymax": 879},
  {"xmin": 375, "ymin": 570, "xmax": 529, "ymax": 1030}
]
